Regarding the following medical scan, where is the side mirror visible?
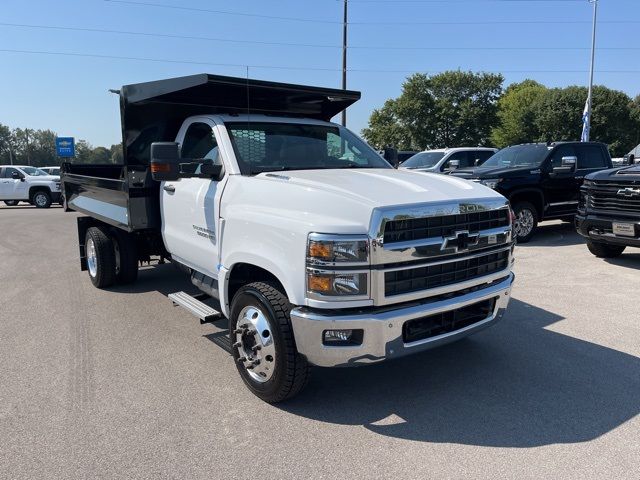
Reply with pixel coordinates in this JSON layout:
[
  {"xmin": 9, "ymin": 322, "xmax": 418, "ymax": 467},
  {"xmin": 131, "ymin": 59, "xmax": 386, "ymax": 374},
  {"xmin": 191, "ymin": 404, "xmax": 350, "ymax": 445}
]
[
  {"xmin": 150, "ymin": 142, "xmax": 180, "ymax": 182},
  {"xmin": 382, "ymin": 147, "xmax": 398, "ymax": 167},
  {"xmin": 447, "ymin": 159, "xmax": 460, "ymax": 170},
  {"xmin": 474, "ymin": 158, "xmax": 481, "ymax": 166},
  {"xmin": 11, "ymin": 171, "xmax": 24, "ymax": 181},
  {"xmin": 553, "ymin": 156, "xmax": 577, "ymax": 173}
]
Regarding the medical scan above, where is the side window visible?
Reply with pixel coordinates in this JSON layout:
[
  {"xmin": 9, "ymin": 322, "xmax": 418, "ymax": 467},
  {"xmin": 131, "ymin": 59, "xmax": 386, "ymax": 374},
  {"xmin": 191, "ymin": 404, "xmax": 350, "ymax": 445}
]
[
  {"xmin": 442, "ymin": 151, "xmax": 469, "ymax": 170},
  {"xmin": 549, "ymin": 145, "xmax": 576, "ymax": 168},
  {"xmin": 3, "ymin": 167, "xmax": 18, "ymax": 178},
  {"xmin": 327, "ymin": 132, "xmax": 368, "ymax": 165},
  {"xmin": 181, "ymin": 122, "xmax": 218, "ymax": 161},
  {"xmin": 577, "ymin": 145, "xmax": 607, "ymax": 169},
  {"xmin": 474, "ymin": 151, "xmax": 494, "ymax": 165}
]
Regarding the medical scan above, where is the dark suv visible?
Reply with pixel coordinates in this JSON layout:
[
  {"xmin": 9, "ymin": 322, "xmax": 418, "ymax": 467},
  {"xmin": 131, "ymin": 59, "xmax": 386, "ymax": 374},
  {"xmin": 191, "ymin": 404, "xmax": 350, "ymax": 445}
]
[
  {"xmin": 576, "ymin": 163, "xmax": 640, "ymax": 258},
  {"xmin": 452, "ymin": 142, "xmax": 613, "ymax": 242}
]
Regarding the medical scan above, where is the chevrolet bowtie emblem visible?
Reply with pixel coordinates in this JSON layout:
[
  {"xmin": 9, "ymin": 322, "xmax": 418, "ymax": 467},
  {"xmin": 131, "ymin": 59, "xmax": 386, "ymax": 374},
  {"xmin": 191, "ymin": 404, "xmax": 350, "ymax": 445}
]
[
  {"xmin": 617, "ymin": 187, "xmax": 640, "ymax": 198},
  {"xmin": 442, "ymin": 230, "xmax": 480, "ymax": 253}
]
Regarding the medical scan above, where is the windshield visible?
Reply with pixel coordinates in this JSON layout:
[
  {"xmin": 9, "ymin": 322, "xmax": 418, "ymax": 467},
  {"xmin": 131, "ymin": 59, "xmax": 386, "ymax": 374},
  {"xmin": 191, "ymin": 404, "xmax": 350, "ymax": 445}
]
[
  {"xmin": 226, "ymin": 122, "xmax": 391, "ymax": 174},
  {"xmin": 21, "ymin": 167, "xmax": 49, "ymax": 176},
  {"xmin": 481, "ymin": 145, "xmax": 549, "ymax": 168},
  {"xmin": 401, "ymin": 151, "xmax": 446, "ymax": 168}
]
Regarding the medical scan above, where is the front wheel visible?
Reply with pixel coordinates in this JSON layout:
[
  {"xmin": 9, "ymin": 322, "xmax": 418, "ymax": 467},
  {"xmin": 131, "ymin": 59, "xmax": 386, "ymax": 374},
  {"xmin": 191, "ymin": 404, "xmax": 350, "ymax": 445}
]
[
  {"xmin": 512, "ymin": 201, "xmax": 538, "ymax": 243},
  {"xmin": 587, "ymin": 240, "xmax": 625, "ymax": 258},
  {"xmin": 31, "ymin": 190, "xmax": 52, "ymax": 208},
  {"xmin": 230, "ymin": 282, "xmax": 310, "ymax": 403}
]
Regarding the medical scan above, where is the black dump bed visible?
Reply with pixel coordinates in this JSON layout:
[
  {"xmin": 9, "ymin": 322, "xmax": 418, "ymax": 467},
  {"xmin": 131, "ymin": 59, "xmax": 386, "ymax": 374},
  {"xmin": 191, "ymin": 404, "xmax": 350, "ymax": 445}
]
[{"xmin": 62, "ymin": 73, "xmax": 360, "ymax": 231}]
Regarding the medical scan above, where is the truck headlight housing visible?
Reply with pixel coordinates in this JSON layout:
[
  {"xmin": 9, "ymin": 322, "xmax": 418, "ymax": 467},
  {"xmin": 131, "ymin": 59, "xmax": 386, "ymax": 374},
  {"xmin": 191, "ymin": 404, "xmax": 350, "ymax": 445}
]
[
  {"xmin": 307, "ymin": 234, "xmax": 368, "ymax": 266},
  {"xmin": 480, "ymin": 178, "xmax": 502, "ymax": 189},
  {"xmin": 307, "ymin": 271, "xmax": 368, "ymax": 297},
  {"xmin": 306, "ymin": 234, "xmax": 369, "ymax": 299}
]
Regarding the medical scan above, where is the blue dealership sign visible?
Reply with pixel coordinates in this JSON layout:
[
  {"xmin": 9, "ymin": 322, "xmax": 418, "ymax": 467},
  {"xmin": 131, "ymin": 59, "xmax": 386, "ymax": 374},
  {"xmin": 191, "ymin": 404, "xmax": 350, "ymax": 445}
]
[{"xmin": 56, "ymin": 137, "xmax": 75, "ymax": 157}]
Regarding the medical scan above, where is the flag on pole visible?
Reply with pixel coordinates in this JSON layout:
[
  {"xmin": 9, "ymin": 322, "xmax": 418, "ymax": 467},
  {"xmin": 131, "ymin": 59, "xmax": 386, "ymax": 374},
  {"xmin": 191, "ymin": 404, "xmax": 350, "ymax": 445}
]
[{"xmin": 581, "ymin": 97, "xmax": 590, "ymax": 142}]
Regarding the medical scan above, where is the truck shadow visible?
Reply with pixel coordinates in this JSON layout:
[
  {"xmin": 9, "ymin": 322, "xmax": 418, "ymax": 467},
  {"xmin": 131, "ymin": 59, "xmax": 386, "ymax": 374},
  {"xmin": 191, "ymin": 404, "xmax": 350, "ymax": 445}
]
[
  {"xmin": 280, "ymin": 298, "xmax": 640, "ymax": 448},
  {"xmin": 605, "ymin": 253, "xmax": 640, "ymax": 270},
  {"xmin": 518, "ymin": 221, "xmax": 584, "ymax": 247}
]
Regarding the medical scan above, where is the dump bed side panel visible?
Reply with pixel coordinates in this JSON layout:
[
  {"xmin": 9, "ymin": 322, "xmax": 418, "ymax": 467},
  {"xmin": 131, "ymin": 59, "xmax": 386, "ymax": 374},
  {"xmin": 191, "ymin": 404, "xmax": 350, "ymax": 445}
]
[{"xmin": 62, "ymin": 164, "xmax": 160, "ymax": 232}]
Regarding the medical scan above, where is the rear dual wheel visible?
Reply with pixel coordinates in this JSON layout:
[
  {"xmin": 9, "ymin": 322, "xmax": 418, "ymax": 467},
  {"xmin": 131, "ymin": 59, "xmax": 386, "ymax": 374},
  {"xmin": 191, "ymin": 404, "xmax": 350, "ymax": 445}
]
[{"xmin": 85, "ymin": 226, "xmax": 138, "ymax": 288}]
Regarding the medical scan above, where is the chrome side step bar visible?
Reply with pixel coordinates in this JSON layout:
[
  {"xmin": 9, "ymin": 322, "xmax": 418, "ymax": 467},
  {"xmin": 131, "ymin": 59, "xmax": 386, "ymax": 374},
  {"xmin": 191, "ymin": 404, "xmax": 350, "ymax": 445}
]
[{"xmin": 169, "ymin": 291, "xmax": 222, "ymax": 324}]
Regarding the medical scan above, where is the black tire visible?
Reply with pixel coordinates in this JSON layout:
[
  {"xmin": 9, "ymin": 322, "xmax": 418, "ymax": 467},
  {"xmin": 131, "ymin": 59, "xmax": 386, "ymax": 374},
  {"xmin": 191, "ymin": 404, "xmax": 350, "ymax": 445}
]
[
  {"xmin": 31, "ymin": 190, "xmax": 52, "ymax": 208},
  {"xmin": 229, "ymin": 282, "xmax": 310, "ymax": 403},
  {"xmin": 85, "ymin": 226, "xmax": 116, "ymax": 288},
  {"xmin": 512, "ymin": 201, "xmax": 538, "ymax": 243},
  {"xmin": 4, "ymin": 200, "xmax": 19, "ymax": 206},
  {"xmin": 112, "ymin": 230, "xmax": 139, "ymax": 284},
  {"xmin": 587, "ymin": 240, "xmax": 626, "ymax": 258}
]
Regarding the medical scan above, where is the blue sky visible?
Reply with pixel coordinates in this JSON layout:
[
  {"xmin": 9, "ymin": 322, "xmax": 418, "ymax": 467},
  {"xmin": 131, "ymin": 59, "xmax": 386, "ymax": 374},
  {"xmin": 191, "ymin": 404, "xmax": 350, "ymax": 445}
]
[{"xmin": 1, "ymin": 0, "xmax": 639, "ymax": 147}]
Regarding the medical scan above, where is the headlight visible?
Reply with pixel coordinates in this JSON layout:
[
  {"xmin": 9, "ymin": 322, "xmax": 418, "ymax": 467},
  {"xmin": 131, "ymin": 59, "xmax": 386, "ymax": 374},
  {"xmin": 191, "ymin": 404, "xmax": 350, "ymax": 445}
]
[
  {"xmin": 307, "ymin": 234, "xmax": 368, "ymax": 265},
  {"xmin": 480, "ymin": 178, "xmax": 502, "ymax": 189},
  {"xmin": 306, "ymin": 233, "xmax": 369, "ymax": 299},
  {"xmin": 582, "ymin": 179, "xmax": 594, "ymax": 187},
  {"xmin": 307, "ymin": 271, "xmax": 368, "ymax": 297}
]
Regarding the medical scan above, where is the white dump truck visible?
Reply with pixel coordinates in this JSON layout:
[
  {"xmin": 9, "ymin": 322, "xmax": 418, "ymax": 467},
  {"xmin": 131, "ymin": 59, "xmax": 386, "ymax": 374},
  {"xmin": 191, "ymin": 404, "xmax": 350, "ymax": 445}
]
[{"xmin": 62, "ymin": 74, "xmax": 515, "ymax": 402}]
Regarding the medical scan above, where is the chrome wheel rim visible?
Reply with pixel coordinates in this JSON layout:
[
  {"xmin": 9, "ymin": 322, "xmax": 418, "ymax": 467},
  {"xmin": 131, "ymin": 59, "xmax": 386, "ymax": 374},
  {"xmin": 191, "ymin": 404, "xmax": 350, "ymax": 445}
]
[
  {"xmin": 234, "ymin": 306, "xmax": 276, "ymax": 383},
  {"xmin": 515, "ymin": 209, "xmax": 534, "ymax": 238},
  {"xmin": 35, "ymin": 193, "xmax": 47, "ymax": 207},
  {"xmin": 86, "ymin": 238, "xmax": 98, "ymax": 277}
]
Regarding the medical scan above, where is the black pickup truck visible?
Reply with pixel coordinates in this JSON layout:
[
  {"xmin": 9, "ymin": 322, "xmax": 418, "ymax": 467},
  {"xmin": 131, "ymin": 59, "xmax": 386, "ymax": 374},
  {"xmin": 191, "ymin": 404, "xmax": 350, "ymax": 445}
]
[
  {"xmin": 451, "ymin": 142, "xmax": 613, "ymax": 242},
  {"xmin": 576, "ymin": 164, "xmax": 640, "ymax": 258}
]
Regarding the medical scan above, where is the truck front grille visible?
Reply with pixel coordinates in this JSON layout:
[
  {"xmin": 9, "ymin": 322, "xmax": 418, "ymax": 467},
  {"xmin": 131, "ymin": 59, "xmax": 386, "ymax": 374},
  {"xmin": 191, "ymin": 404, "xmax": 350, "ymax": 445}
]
[
  {"xmin": 402, "ymin": 297, "xmax": 497, "ymax": 343},
  {"xmin": 587, "ymin": 182, "xmax": 640, "ymax": 214},
  {"xmin": 383, "ymin": 209, "xmax": 509, "ymax": 244},
  {"xmin": 384, "ymin": 248, "xmax": 510, "ymax": 296}
]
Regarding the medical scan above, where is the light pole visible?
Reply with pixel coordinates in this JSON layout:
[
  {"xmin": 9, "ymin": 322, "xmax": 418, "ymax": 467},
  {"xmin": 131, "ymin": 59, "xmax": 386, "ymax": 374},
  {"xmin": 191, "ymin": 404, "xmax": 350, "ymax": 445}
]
[
  {"xmin": 583, "ymin": 0, "xmax": 598, "ymax": 142},
  {"xmin": 341, "ymin": 0, "xmax": 348, "ymax": 127}
]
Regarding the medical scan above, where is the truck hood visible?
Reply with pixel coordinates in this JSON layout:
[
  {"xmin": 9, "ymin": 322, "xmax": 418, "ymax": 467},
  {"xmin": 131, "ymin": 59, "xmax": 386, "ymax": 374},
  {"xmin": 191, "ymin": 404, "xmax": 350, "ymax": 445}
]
[
  {"xmin": 29, "ymin": 175, "xmax": 59, "ymax": 183},
  {"xmin": 257, "ymin": 168, "xmax": 503, "ymax": 206},
  {"xmin": 587, "ymin": 164, "xmax": 640, "ymax": 182},
  {"xmin": 224, "ymin": 168, "xmax": 506, "ymax": 235}
]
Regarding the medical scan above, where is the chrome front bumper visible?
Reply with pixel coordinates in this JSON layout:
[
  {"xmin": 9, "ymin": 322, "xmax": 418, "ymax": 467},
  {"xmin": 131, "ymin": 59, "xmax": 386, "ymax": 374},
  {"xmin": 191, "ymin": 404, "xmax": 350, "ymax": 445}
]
[{"xmin": 290, "ymin": 273, "xmax": 514, "ymax": 367}]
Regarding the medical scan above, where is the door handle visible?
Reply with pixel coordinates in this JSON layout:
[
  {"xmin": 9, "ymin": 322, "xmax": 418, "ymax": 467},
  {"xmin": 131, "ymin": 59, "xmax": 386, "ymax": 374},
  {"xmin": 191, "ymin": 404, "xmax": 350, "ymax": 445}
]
[{"xmin": 163, "ymin": 185, "xmax": 175, "ymax": 193}]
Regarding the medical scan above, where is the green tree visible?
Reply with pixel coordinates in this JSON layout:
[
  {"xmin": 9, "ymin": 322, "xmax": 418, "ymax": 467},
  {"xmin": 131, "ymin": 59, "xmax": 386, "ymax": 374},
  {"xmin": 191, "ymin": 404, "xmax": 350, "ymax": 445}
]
[
  {"xmin": 361, "ymin": 99, "xmax": 414, "ymax": 150},
  {"xmin": 535, "ymin": 85, "xmax": 637, "ymax": 156},
  {"xmin": 0, "ymin": 123, "xmax": 17, "ymax": 164},
  {"xmin": 491, "ymin": 80, "xmax": 547, "ymax": 147},
  {"xmin": 362, "ymin": 71, "xmax": 503, "ymax": 150},
  {"xmin": 109, "ymin": 143, "xmax": 124, "ymax": 163}
]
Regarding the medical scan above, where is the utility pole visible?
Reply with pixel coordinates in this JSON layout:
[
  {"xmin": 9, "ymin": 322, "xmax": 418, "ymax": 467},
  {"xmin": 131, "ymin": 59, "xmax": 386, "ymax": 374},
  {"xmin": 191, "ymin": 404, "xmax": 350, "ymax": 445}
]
[
  {"xmin": 341, "ymin": 0, "xmax": 348, "ymax": 127},
  {"xmin": 583, "ymin": 0, "xmax": 598, "ymax": 141}
]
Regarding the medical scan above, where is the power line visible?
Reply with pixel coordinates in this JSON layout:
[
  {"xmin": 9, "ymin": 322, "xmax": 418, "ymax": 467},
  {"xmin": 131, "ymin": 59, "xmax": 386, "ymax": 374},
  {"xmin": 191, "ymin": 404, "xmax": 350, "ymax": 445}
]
[
  {"xmin": 2, "ymin": 48, "xmax": 640, "ymax": 74},
  {"xmin": 103, "ymin": 0, "xmax": 640, "ymax": 25},
  {"xmin": 3, "ymin": 22, "xmax": 640, "ymax": 51}
]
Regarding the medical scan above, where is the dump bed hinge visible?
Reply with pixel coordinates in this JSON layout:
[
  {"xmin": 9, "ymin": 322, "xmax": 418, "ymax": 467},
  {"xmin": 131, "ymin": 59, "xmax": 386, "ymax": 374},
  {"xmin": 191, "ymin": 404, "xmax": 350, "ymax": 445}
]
[{"xmin": 169, "ymin": 291, "xmax": 222, "ymax": 324}]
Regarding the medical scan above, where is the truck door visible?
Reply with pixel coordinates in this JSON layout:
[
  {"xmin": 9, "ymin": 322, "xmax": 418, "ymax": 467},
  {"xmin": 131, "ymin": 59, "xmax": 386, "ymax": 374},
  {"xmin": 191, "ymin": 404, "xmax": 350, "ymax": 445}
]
[
  {"xmin": 161, "ymin": 120, "xmax": 226, "ymax": 279},
  {"xmin": 541, "ymin": 145, "xmax": 580, "ymax": 217},
  {"xmin": 0, "ymin": 167, "xmax": 23, "ymax": 200}
]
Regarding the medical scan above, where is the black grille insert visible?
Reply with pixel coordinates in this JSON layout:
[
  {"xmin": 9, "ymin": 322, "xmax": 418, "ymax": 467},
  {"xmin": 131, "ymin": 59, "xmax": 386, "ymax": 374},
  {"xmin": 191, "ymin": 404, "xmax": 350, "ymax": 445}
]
[
  {"xmin": 385, "ymin": 249, "xmax": 510, "ymax": 296},
  {"xmin": 402, "ymin": 297, "xmax": 497, "ymax": 343},
  {"xmin": 588, "ymin": 184, "xmax": 640, "ymax": 214},
  {"xmin": 383, "ymin": 209, "xmax": 509, "ymax": 244}
]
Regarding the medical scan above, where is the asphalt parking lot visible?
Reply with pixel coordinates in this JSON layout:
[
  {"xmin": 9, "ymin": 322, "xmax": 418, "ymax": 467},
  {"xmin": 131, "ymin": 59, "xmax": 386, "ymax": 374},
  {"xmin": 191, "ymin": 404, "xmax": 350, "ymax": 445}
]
[{"xmin": 1, "ymin": 205, "xmax": 639, "ymax": 479}]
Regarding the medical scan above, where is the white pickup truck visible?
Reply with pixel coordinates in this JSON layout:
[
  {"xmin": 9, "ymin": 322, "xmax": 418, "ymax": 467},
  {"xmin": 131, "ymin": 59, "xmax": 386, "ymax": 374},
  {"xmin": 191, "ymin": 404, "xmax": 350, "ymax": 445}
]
[
  {"xmin": 0, "ymin": 165, "xmax": 62, "ymax": 207},
  {"xmin": 62, "ymin": 74, "xmax": 515, "ymax": 402}
]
